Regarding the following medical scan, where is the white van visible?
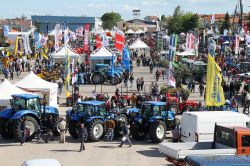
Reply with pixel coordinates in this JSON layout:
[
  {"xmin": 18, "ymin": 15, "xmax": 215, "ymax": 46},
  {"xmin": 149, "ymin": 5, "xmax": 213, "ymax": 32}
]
[{"xmin": 180, "ymin": 111, "xmax": 250, "ymax": 142}]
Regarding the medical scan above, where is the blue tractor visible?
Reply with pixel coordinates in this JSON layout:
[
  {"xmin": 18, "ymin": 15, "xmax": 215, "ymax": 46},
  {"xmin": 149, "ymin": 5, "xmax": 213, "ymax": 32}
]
[
  {"xmin": 66, "ymin": 101, "xmax": 111, "ymax": 142},
  {"xmin": 91, "ymin": 64, "xmax": 123, "ymax": 85},
  {"xmin": 0, "ymin": 94, "xmax": 59, "ymax": 140},
  {"xmin": 130, "ymin": 101, "xmax": 175, "ymax": 143}
]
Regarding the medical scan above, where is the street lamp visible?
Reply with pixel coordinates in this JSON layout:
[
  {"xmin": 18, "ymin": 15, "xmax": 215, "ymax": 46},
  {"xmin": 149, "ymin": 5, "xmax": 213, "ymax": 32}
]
[{"xmin": 132, "ymin": 9, "xmax": 140, "ymax": 37}]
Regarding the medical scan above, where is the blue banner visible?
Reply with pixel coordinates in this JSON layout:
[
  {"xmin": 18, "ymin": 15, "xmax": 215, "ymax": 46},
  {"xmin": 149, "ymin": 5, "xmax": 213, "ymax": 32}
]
[
  {"xmin": 122, "ymin": 48, "xmax": 130, "ymax": 71},
  {"xmin": 168, "ymin": 34, "xmax": 178, "ymax": 61},
  {"xmin": 111, "ymin": 54, "xmax": 115, "ymax": 77}
]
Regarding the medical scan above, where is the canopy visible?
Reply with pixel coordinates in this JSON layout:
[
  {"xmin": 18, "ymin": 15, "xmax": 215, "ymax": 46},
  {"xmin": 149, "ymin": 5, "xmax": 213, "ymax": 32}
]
[
  {"xmin": 90, "ymin": 46, "xmax": 115, "ymax": 60},
  {"xmin": 50, "ymin": 45, "xmax": 79, "ymax": 59},
  {"xmin": 176, "ymin": 51, "xmax": 195, "ymax": 56},
  {"xmin": 125, "ymin": 29, "xmax": 135, "ymax": 34},
  {"xmin": 15, "ymin": 72, "xmax": 58, "ymax": 108},
  {"xmin": 135, "ymin": 29, "xmax": 144, "ymax": 34},
  {"xmin": 0, "ymin": 79, "xmax": 33, "ymax": 106},
  {"xmin": 129, "ymin": 38, "xmax": 149, "ymax": 49}
]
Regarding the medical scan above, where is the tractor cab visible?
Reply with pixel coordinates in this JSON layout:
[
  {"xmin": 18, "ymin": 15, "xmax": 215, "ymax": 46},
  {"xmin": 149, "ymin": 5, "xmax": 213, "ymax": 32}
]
[
  {"xmin": 11, "ymin": 94, "xmax": 41, "ymax": 113},
  {"xmin": 95, "ymin": 64, "xmax": 109, "ymax": 72}
]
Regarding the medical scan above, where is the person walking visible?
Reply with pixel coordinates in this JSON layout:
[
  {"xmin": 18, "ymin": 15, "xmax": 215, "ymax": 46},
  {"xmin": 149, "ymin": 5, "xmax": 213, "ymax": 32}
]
[
  {"xmin": 78, "ymin": 123, "xmax": 88, "ymax": 152},
  {"xmin": 58, "ymin": 117, "xmax": 66, "ymax": 143},
  {"xmin": 129, "ymin": 74, "xmax": 134, "ymax": 88},
  {"xmin": 20, "ymin": 118, "xmax": 28, "ymax": 146},
  {"xmin": 198, "ymin": 83, "xmax": 205, "ymax": 97},
  {"xmin": 191, "ymin": 81, "xmax": 196, "ymax": 93},
  {"xmin": 131, "ymin": 93, "xmax": 137, "ymax": 108},
  {"xmin": 106, "ymin": 117, "xmax": 115, "ymax": 141},
  {"xmin": 140, "ymin": 77, "xmax": 144, "ymax": 91},
  {"xmin": 45, "ymin": 115, "xmax": 55, "ymax": 143},
  {"xmin": 119, "ymin": 122, "xmax": 132, "ymax": 147},
  {"xmin": 136, "ymin": 78, "xmax": 141, "ymax": 92},
  {"xmin": 58, "ymin": 81, "xmax": 63, "ymax": 95},
  {"xmin": 155, "ymin": 69, "xmax": 161, "ymax": 82}
]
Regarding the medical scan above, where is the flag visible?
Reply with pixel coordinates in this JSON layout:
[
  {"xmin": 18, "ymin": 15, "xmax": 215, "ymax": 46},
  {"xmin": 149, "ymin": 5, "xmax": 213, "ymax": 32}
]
[
  {"xmin": 75, "ymin": 27, "xmax": 83, "ymax": 37},
  {"xmin": 211, "ymin": 13, "xmax": 215, "ymax": 25},
  {"xmin": 83, "ymin": 24, "xmax": 90, "ymax": 52},
  {"xmin": 102, "ymin": 32, "xmax": 109, "ymax": 47},
  {"xmin": 235, "ymin": 35, "xmax": 240, "ymax": 55},
  {"xmin": 186, "ymin": 33, "xmax": 195, "ymax": 52},
  {"xmin": 167, "ymin": 61, "xmax": 176, "ymax": 88},
  {"xmin": 14, "ymin": 36, "xmax": 24, "ymax": 57},
  {"xmin": 41, "ymin": 51, "xmax": 48, "ymax": 60},
  {"xmin": 111, "ymin": 54, "xmax": 115, "ymax": 77},
  {"xmin": 96, "ymin": 34, "xmax": 102, "ymax": 49},
  {"xmin": 23, "ymin": 35, "xmax": 32, "ymax": 55},
  {"xmin": 115, "ymin": 30, "xmax": 125, "ymax": 51},
  {"xmin": 122, "ymin": 48, "xmax": 130, "ymax": 71},
  {"xmin": 71, "ymin": 59, "xmax": 77, "ymax": 84},
  {"xmin": 208, "ymin": 38, "xmax": 216, "ymax": 57},
  {"xmin": 54, "ymin": 24, "xmax": 61, "ymax": 51},
  {"xmin": 168, "ymin": 34, "xmax": 178, "ymax": 61},
  {"xmin": 3, "ymin": 25, "xmax": 9, "ymax": 37},
  {"xmin": 205, "ymin": 54, "xmax": 225, "ymax": 106},
  {"xmin": 65, "ymin": 51, "xmax": 71, "ymax": 98}
]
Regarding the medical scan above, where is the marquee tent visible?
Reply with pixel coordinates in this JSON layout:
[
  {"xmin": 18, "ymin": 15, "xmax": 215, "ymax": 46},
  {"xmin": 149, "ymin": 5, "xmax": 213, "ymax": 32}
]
[
  {"xmin": 129, "ymin": 38, "xmax": 149, "ymax": 49},
  {"xmin": 90, "ymin": 46, "xmax": 115, "ymax": 60},
  {"xmin": 125, "ymin": 29, "xmax": 135, "ymax": 34},
  {"xmin": 50, "ymin": 45, "xmax": 79, "ymax": 59},
  {"xmin": 0, "ymin": 79, "xmax": 33, "ymax": 107},
  {"xmin": 15, "ymin": 72, "xmax": 58, "ymax": 108}
]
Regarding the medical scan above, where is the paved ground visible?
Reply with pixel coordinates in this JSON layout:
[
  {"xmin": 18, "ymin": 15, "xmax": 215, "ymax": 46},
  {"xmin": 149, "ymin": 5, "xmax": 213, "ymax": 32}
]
[{"xmin": 0, "ymin": 63, "xmax": 245, "ymax": 165}]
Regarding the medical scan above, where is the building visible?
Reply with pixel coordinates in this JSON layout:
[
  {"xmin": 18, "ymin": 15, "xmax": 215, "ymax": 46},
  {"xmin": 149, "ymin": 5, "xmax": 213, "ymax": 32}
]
[
  {"xmin": 117, "ymin": 19, "xmax": 158, "ymax": 33},
  {"xmin": 31, "ymin": 15, "xmax": 102, "ymax": 34},
  {"xmin": 0, "ymin": 17, "xmax": 32, "ymax": 32},
  {"xmin": 144, "ymin": 16, "xmax": 160, "ymax": 22}
]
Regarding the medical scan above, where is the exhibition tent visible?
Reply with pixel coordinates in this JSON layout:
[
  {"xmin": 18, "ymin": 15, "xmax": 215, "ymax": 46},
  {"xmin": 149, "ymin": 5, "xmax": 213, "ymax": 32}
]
[
  {"xmin": 0, "ymin": 79, "xmax": 33, "ymax": 107},
  {"xmin": 50, "ymin": 45, "xmax": 79, "ymax": 59},
  {"xmin": 15, "ymin": 72, "xmax": 58, "ymax": 108},
  {"xmin": 125, "ymin": 29, "xmax": 135, "ymax": 34},
  {"xmin": 90, "ymin": 46, "xmax": 115, "ymax": 60},
  {"xmin": 129, "ymin": 38, "xmax": 149, "ymax": 49}
]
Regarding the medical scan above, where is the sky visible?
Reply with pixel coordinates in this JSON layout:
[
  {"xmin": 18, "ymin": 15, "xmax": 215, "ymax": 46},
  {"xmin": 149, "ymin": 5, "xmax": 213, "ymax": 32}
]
[{"xmin": 1, "ymin": 0, "xmax": 250, "ymax": 20}]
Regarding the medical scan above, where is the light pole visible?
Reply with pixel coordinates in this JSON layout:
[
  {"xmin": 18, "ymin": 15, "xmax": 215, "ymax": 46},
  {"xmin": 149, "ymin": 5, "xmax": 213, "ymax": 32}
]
[{"xmin": 132, "ymin": 9, "xmax": 140, "ymax": 38}]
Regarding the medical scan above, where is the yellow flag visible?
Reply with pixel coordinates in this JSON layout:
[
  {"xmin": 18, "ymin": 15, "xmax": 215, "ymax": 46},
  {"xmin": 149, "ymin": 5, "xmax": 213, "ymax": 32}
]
[
  {"xmin": 41, "ymin": 51, "xmax": 49, "ymax": 60},
  {"xmin": 65, "ymin": 51, "xmax": 70, "ymax": 98},
  {"xmin": 205, "ymin": 54, "xmax": 225, "ymax": 106}
]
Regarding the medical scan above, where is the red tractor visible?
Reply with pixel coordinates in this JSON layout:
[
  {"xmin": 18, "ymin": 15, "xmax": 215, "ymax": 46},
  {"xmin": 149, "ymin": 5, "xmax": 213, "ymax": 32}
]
[{"xmin": 168, "ymin": 98, "xmax": 198, "ymax": 115}]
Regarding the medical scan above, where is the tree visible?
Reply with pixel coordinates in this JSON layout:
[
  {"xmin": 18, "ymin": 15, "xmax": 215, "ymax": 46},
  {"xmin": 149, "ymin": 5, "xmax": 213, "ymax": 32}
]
[
  {"xmin": 101, "ymin": 12, "xmax": 122, "ymax": 30},
  {"xmin": 167, "ymin": 6, "xmax": 201, "ymax": 34},
  {"xmin": 220, "ymin": 12, "xmax": 231, "ymax": 33}
]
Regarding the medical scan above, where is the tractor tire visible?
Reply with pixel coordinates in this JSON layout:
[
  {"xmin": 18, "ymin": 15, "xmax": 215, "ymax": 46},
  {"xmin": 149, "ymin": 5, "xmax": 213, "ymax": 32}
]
[
  {"xmin": 88, "ymin": 119, "xmax": 104, "ymax": 142},
  {"xmin": 13, "ymin": 116, "xmax": 39, "ymax": 141},
  {"xmin": 183, "ymin": 75, "xmax": 194, "ymax": 85},
  {"xmin": 52, "ymin": 118, "xmax": 60, "ymax": 137},
  {"xmin": 110, "ymin": 76, "xmax": 119, "ymax": 85},
  {"xmin": 92, "ymin": 73, "xmax": 104, "ymax": 84},
  {"xmin": 118, "ymin": 114, "xmax": 128, "ymax": 123},
  {"xmin": 0, "ymin": 118, "xmax": 13, "ymax": 138},
  {"xmin": 68, "ymin": 120, "xmax": 78, "ymax": 139},
  {"xmin": 131, "ymin": 123, "xmax": 146, "ymax": 140},
  {"xmin": 183, "ymin": 106, "xmax": 194, "ymax": 113},
  {"xmin": 149, "ymin": 121, "xmax": 166, "ymax": 143},
  {"xmin": 169, "ymin": 104, "xmax": 179, "ymax": 115}
]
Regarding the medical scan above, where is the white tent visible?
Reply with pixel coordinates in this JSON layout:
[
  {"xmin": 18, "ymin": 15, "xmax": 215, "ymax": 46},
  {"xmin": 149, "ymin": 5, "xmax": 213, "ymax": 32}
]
[
  {"xmin": 0, "ymin": 79, "xmax": 33, "ymax": 107},
  {"xmin": 50, "ymin": 45, "xmax": 79, "ymax": 59},
  {"xmin": 15, "ymin": 72, "xmax": 58, "ymax": 108},
  {"xmin": 90, "ymin": 46, "xmax": 115, "ymax": 60},
  {"xmin": 176, "ymin": 51, "xmax": 195, "ymax": 56},
  {"xmin": 129, "ymin": 38, "xmax": 149, "ymax": 49},
  {"xmin": 135, "ymin": 29, "xmax": 144, "ymax": 34},
  {"xmin": 125, "ymin": 29, "xmax": 135, "ymax": 34}
]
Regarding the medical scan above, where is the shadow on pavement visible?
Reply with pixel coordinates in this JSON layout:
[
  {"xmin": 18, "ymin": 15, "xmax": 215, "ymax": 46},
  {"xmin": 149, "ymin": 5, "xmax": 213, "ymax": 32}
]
[
  {"xmin": 136, "ymin": 149, "xmax": 166, "ymax": 158},
  {"xmin": 50, "ymin": 149, "xmax": 79, "ymax": 152},
  {"xmin": 93, "ymin": 145, "xmax": 118, "ymax": 149}
]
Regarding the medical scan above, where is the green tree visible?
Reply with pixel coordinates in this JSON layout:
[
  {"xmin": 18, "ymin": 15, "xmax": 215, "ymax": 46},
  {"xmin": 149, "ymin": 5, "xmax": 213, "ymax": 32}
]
[
  {"xmin": 168, "ymin": 6, "xmax": 183, "ymax": 33},
  {"xmin": 101, "ymin": 12, "xmax": 122, "ymax": 30},
  {"xmin": 220, "ymin": 12, "xmax": 231, "ymax": 33}
]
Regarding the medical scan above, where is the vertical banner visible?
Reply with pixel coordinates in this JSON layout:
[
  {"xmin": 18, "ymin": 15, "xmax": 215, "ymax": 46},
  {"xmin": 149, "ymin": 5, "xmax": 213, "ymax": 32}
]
[
  {"xmin": 235, "ymin": 35, "xmax": 240, "ymax": 55},
  {"xmin": 54, "ymin": 24, "xmax": 60, "ymax": 51},
  {"xmin": 205, "ymin": 54, "xmax": 225, "ymax": 106},
  {"xmin": 111, "ymin": 54, "xmax": 115, "ymax": 77},
  {"xmin": 96, "ymin": 34, "xmax": 102, "ymax": 49},
  {"xmin": 3, "ymin": 25, "xmax": 9, "ymax": 37},
  {"xmin": 122, "ymin": 48, "xmax": 130, "ymax": 71},
  {"xmin": 65, "ymin": 51, "xmax": 71, "ymax": 97},
  {"xmin": 167, "ymin": 61, "xmax": 176, "ymax": 87},
  {"xmin": 24, "ymin": 35, "xmax": 32, "ymax": 55},
  {"xmin": 115, "ymin": 30, "xmax": 125, "ymax": 51},
  {"xmin": 84, "ymin": 24, "xmax": 90, "ymax": 53},
  {"xmin": 168, "ymin": 34, "xmax": 178, "ymax": 61},
  {"xmin": 14, "ymin": 36, "xmax": 24, "ymax": 57}
]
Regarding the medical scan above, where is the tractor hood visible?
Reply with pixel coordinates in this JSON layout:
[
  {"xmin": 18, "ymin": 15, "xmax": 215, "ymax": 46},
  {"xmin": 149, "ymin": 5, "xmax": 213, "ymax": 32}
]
[
  {"xmin": 42, "ymin": 106, "xmax": 59, "ymax": 115},
  {"xmin": 0, "ymin": 108, "xmax": 13, "ymax": 119}
]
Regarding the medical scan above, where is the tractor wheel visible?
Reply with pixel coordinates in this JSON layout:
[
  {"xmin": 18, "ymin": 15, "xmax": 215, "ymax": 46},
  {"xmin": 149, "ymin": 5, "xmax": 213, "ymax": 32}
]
[
  {"xmin": 183, "ymin": 75, "xmax": 194, "ymax": 85},
  {"xmin": 169, "ymin": 104, "xmax": 179, "ymax": 115},
  {"xmin": 0, "ymin": 118, "xmax": 13, "ymax": 138},
  {"xmin": 183, "ymin": 106, "xmax": 194, "ymax": 113},
  {"xmin": 202, "ymin": 74, "xmax": 207, "ymax": 84},
  {"xmin": 13, "ymin": 116, "xmax": 38, "ymax": 141},
  {"xmin": 68, "ymin": 120, "xmax": 78, "ymax": 139},
  {"xmin": 92, "ymin": 73, "xmax": 104, "ymax": 84},
  {"xmin": 149, "ymin": 121, "xmax": 166, "ymax": 143},
  {"xmin": 110, "ymin": 76, "xmax": 119, "ymax": 85},
  {"xmin": 131, "ymin": 123, "xmax": 146, "ymax": 140},
  {"xmin": 88, "ymin": 119, "xmax": 104, "ymax": 142},
  {"xmin": 118, "ymin": 114, "xmax": 128, "ymax": 123}
]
